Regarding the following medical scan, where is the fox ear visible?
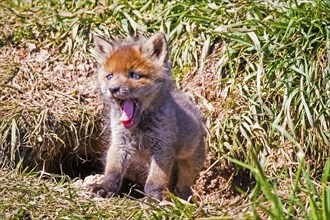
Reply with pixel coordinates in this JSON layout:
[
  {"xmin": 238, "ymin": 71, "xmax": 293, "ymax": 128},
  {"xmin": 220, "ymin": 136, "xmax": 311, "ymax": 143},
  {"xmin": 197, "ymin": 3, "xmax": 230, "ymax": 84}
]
[
  {"xmin": 141, "ymin": 32, "xmax": 169, "ymax": 65},
  {"xmin": 93, "ymin": 35, "xmax": 114, "ymax": 63}
]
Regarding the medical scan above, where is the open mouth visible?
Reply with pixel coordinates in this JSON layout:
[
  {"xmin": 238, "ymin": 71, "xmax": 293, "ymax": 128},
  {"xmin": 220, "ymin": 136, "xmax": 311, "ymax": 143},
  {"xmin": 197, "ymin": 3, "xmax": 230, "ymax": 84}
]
[{"xmin": 118, "ymin": 99, "xmax": 140, "ymax": 129}]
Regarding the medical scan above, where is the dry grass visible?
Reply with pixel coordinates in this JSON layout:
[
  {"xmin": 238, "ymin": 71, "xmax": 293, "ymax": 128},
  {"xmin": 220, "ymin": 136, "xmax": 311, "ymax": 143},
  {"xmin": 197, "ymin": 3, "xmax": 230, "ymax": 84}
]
[
  {"xmin": 0, "ymin": 0, "xmax": 330, "ymax": 219},
  {"xmin": 0, "ymin": 43, "xmax": 105, "ymax": 176}
]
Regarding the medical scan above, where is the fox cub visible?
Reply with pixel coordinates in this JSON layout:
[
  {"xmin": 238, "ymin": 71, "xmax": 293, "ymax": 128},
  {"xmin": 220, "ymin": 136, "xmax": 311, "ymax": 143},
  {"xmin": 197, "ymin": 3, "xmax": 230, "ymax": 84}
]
[{"xmin": 91, "ymin": 32, "xmax": 205, "ymax": 200}]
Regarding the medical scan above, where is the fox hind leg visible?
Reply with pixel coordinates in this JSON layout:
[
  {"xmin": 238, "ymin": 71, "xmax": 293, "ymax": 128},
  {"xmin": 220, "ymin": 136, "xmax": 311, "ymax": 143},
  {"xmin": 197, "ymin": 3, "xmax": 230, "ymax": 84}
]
[{"xmin": 175, "ymin": 149, "xmax": 205, "ymax": 200}]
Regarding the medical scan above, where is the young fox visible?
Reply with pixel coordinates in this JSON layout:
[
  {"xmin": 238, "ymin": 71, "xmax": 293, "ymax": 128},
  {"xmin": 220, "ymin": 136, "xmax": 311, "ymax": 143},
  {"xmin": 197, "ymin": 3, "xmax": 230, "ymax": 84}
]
[{"xmin": 91, "ymin": 32, "xmax": 205, "ymax": 200}]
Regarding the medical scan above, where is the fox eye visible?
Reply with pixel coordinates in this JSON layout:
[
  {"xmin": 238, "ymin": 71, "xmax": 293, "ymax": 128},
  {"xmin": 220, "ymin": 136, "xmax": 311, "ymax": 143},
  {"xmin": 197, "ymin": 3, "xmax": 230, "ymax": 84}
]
[
  {"xmin": 106, "ymin": 74, "xmax": 113, "ymax": 80},
  {"xmin": 129, "ymin": 71, "xmax": 140, "ymax": 80}
]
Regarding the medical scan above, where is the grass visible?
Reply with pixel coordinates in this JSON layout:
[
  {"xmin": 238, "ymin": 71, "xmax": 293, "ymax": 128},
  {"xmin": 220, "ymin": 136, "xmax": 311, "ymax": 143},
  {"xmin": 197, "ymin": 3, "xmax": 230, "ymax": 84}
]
[
  {"xmin": 0, "ymin": 0, "xmax": 330, "ymax": 219},
  {"xmin": 0, "ymin": 168, "xmax": 209, "ymax": 219}
]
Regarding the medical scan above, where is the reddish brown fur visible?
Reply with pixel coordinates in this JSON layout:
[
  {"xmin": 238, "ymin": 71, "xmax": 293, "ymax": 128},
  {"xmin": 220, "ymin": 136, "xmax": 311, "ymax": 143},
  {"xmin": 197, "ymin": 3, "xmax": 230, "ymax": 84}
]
[{"xmin": 104, "ymin": 46, "xmax": 159, "ymax": 85}]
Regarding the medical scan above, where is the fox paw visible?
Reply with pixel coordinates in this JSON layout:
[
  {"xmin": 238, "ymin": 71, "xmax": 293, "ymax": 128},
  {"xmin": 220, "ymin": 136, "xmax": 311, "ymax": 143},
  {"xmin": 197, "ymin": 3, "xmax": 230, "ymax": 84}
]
[
  {"xmin": 144, "ymin": 184, "xmax": 163, "ymax": 201},
  {"xmin": 175, "ymin": 186, "xmax": 193, "ymax": 201},
  {"xmin": 89, "ymin": 183, "xmax": 116, "ymax": 198}
]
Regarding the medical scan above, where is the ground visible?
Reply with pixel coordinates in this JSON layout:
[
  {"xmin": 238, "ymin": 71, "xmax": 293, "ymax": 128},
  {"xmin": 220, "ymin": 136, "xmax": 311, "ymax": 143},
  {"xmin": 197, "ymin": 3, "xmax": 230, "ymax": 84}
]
[{"xmin": 1, "ymin": 1, "xmax": 329, "ymax": 218}]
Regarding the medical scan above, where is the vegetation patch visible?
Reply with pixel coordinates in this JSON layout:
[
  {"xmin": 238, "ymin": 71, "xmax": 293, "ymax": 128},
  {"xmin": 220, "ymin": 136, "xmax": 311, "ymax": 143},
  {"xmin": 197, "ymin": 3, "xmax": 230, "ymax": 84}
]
[{"xmin": 0, "ymin": 0, "xmax": 329, "ymax": 218}]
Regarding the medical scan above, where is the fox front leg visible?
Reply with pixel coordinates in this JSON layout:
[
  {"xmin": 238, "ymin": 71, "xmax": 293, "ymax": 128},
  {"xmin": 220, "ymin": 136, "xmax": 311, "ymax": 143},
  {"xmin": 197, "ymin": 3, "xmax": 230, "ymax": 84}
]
[
  {"xmin": 91, "ymin": 143, "xmax": 129, "ymax": 198},
  {"xmin": 144, "ymin": 150, "xmax": 175, "ymax": 200}
]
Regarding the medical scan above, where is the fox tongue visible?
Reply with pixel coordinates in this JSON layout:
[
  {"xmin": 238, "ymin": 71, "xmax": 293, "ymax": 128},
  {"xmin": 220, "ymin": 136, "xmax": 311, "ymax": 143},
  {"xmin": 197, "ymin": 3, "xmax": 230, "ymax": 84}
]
[{"xmin": 120, "ymin": 100, "xmax": 134, "ymax": 126}]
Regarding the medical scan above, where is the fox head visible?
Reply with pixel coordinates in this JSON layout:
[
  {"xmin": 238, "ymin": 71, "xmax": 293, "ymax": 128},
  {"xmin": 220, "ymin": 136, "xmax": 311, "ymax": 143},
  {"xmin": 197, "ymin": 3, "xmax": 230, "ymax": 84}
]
[{"xmin": 94, "ymin": 33, "xmax": 172, "ymax": 129}]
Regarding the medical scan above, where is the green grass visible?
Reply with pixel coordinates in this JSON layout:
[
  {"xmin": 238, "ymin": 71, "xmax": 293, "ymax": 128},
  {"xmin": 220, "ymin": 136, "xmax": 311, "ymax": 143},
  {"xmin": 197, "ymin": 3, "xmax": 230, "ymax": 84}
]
[
  {"xmin": 0, "ymin": 0, "xmax": 330, "ymax": 219},
  {"xmin": 0, "ymin": 168, "xmax": 209, "ymax": 219}
]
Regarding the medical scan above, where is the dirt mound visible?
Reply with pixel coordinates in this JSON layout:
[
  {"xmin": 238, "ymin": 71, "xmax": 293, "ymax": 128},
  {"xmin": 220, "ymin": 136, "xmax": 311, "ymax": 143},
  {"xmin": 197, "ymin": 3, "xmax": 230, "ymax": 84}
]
[
  {"xmin": 0, "ymin": 40, "xmax": 255, "ymax": 202},
  {"xmin": 0, "ymin": 45, "xmax": 105, "ymax": 176}
]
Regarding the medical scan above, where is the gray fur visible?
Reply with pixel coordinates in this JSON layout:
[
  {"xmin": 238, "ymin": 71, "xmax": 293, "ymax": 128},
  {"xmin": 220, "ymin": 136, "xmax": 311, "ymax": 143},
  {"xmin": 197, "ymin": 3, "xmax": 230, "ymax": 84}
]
[{"xmin": 92, "ymin": 33, "xmax": 205, "ymax": 200}]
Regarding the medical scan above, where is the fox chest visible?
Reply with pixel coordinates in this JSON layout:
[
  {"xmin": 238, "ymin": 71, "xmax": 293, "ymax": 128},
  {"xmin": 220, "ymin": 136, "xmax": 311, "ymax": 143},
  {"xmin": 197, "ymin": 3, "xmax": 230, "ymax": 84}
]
[
  {"xmin": 124, "ymin": 132, "xmax": 154, "ymax": 182},
  {"xmin": 119, "ymin": 129, "xmax": 156, "ymax": 157}
]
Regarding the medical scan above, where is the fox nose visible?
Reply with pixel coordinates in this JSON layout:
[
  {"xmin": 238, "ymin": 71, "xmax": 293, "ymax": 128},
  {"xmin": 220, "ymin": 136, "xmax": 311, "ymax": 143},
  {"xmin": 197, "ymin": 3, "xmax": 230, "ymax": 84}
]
[{"xmin": 109, "ymin": 86, "xmax": 120, "ymax": 94}]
